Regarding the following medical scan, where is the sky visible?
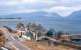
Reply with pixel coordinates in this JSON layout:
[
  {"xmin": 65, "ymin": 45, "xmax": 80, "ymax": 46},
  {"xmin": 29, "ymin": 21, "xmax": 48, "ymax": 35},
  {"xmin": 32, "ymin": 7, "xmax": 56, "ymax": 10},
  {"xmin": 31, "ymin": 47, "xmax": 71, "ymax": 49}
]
[{"xmin": 0, "ymin": 0, "xmax": 81, "ymax": 17}]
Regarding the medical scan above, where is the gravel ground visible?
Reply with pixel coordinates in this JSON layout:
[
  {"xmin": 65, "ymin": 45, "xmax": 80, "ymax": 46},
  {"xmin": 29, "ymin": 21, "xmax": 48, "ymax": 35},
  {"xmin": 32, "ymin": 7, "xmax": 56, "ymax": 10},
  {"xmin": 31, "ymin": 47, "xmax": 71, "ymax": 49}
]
[{"xmin": 22, "ymin": 40, "xmax": 78, "ymax": 50}]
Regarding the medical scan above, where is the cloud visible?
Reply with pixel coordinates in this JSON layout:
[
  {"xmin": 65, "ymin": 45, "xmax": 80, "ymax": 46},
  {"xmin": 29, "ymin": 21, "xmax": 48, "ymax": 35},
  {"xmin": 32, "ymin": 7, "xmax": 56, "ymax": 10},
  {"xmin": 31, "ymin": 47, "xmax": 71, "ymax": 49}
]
[
  {"xmin": 0, "ymin": 0, "xmax": 81, "ymax": 17},
  {"xmin": 46, "ymin": 6, "xmax": 81, "ymax": 17}
]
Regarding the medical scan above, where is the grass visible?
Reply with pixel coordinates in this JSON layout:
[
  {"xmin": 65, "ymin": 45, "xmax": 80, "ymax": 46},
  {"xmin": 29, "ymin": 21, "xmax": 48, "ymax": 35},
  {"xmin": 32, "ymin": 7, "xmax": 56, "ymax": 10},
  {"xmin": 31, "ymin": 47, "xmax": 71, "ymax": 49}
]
[{"xmin": 22, "ymin": 40, "xmax": 77, "ymax": 50}]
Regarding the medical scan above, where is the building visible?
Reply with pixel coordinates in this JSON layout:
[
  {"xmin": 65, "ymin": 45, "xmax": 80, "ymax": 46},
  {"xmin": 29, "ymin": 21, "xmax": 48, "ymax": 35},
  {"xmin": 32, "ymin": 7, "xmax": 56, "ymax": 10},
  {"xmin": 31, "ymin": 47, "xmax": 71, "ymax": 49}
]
[
  {"xmin": 16, "ymin": 23, "xmax": 26, "ymax": 38},
  {"xmin": 60, "ymin": 35, "xmax": 71, "ymax": 42},
  {"xmin": 25, "ymin": 23, "xmax": 47, "ymax": 41}
]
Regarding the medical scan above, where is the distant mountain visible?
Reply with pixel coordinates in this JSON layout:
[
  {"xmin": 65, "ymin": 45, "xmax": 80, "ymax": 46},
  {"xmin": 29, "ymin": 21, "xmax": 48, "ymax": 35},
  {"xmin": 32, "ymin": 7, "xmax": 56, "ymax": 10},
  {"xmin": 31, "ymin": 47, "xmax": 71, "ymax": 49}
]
[
  {"xmin": 64, "ymin": 10, "xmax": 81, "ymax": 33},
  {"xmin": 0, "ymin": 11, "xmax": 81, "ymax": 33},
  {"xmin": 66, "ymin": 10, "xmax": 81, "ymax": 20},
  {"xmin": 1, "ymin": 11, "xmax": 62, "ymax": 22},
  {"xmin": 1, "ymin": 11, "xmax": 60, "ymax": 18}
]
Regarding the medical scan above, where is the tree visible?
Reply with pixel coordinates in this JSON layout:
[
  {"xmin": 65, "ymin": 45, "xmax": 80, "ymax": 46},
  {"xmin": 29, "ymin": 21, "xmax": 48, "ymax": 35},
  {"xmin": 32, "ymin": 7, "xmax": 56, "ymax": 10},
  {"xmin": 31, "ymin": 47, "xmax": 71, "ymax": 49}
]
[
  {"xmin": 46, "ymin": 29, "xmax": 55, "ymax": 37},
  {"xmin": 26, "ymin": 23, "xmax": 31, "ymax": 30},
  {"xmin": 16, "ymin": 22, "xmax": 25, "ymax": 30},
  {"xmin": 26, "ymin": 23, "xmax": 37, "ymax": 31}
]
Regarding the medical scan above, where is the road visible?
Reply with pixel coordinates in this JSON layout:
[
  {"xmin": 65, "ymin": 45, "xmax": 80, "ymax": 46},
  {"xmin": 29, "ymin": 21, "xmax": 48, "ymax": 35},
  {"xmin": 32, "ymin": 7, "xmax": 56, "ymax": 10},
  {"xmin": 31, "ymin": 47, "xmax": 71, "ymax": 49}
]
[
  {"xmin": 10, "ymin": 37, "xmax": 31, "ymax": 50},
  {"xmin": 2, "ymin": 28, "xmax": 31, "ymax": 50}
]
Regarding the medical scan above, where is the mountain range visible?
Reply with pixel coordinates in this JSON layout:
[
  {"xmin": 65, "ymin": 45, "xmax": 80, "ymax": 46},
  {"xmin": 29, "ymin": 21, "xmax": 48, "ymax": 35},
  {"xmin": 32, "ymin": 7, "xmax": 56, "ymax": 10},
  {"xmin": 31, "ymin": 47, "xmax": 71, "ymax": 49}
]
[{"xmin": 0, "ymin": 10, "xmax": 81, "ymax": 34}]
